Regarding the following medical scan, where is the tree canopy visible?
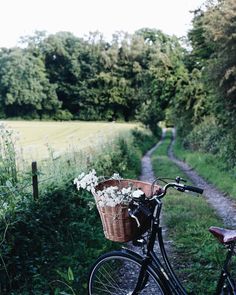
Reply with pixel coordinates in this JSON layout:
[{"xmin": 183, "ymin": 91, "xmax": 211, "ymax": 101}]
[
  {"xmin": 0, "ymin": 0, "xmax": 235, "ymax": 166},
  {"xmin": 0, "ymin": 29, "xmax": 185, "ymax": 133}
]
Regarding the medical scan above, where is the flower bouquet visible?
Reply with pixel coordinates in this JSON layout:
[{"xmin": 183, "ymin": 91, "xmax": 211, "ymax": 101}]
[{"xmin": 74, "ymin": 170, "xmax": 162, "ymax": 242}]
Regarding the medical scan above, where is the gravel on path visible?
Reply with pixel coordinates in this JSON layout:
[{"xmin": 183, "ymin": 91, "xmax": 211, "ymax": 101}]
[{"xmin": 139, "ymin": 139, "xmax": 164, "ymax": 183}]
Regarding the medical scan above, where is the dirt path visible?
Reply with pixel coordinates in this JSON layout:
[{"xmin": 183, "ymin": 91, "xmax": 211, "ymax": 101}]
[
  {"xmin": 125, "ymin": 131, "xmax": 236, "ymax": 294},
  {"xmin": 139, "ymin": 136, "xmax": 165, "ymax": 182},
  {"xmin": 138, "ymin": 131, "xmax": 173, "ymax": 251},
  {"xmin": 168, "ymin": 134, "xmax": 236, "ymax": 228},
  {"xmin": 127, "ymin": 132, "xmax": 173, "ymax": 294}
]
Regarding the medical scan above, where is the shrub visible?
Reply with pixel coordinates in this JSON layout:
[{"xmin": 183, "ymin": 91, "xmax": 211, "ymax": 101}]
[
  {"xmin": 183, "ymin": 116, "xmax": 221, "ymax": 154},
  {"xmin": 53, "ymin": 109, "xmax": 73, "ymax": 121},
  {"xmin": 182, "ymin": 116, "xmax": 236, "ymax": 170},
  {"xmin": 0, "ymin": 184, "xmax": 115, "ymax": 294},
  {"xmin": 217, "ymin": 132, "xmax": 236, "ymax": 169}
]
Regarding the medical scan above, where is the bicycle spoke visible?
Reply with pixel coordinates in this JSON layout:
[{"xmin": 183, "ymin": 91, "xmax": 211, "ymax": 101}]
[
  {"xmin": 89, "ymin": 253, "xmax": 164, "ymax": 295},
  {"xmin": 95, "ymin": 263, "xmax": 131, "ymax": 294},
  {"xmin": 94, "ymin": 275, "xmax": 127, "ymax": 294}
]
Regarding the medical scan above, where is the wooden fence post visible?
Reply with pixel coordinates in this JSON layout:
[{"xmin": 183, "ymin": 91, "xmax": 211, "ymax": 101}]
[{"xmin": 32, "ymin": 161, "xmax": 39, "ymax": 200}]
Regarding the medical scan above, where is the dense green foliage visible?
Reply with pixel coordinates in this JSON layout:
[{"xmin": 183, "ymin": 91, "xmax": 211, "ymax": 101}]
[
  {"xmin": 0, "ymin": 128, "xmax": 158, "ymax": 294},
  {"xmin": 170, "ymin": 0, "xmax": 236, "ymax": 169},
  {"xmin": 0, "ymin": 48, "xmax": 60, "ymax": 119},
  {"xmin": 0, "ymin": 30, "xmax": 184, "ymax": 136}
]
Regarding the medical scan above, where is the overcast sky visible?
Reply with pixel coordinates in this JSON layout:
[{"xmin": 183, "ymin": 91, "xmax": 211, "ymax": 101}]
[{"xmin": 1, "ymin": 0, "xmax": 205, "ymax": 48}]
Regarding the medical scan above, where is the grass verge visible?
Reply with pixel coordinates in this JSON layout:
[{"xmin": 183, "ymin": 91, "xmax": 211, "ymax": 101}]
[
  {"xmin": 151, "ymin": 132, "xmax": 227, "ymax": 294},
  {"xmin": 173, "ymin": 138, "xmax": 236, "ymax": 199}
]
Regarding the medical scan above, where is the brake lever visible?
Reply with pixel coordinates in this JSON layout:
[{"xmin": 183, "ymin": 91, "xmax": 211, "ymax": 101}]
[
  {"xmin": 128, "ymin": 208, "xmax": 141, "ymax": 227},
  {"xmin": 176, "ymin": 176, "xmax": 187, "ymax": 183}
]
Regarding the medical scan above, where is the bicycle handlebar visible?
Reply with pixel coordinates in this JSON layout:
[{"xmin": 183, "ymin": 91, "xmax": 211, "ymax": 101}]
[
  {"xmin": 184, "ymin": 185, "xmax": 204, "ymax": 194},
  {"xmin": 128, "ymin": 179, "xmax": 204, "ymax": 225},
  {"xmin": 157, "ymin": 182, "xmax": 204, "ymax": 198}
]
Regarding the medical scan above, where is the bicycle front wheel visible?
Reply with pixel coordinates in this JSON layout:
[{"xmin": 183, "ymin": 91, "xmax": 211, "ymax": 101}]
[{"xmin": 88, "ymin": 250, "xmax": 167, "ymax": 295}]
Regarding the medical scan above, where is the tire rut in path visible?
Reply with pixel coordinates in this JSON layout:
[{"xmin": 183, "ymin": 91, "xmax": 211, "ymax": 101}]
[
  {"xmin": 168, "ymin": 136, "xmax": 236, "ymax": 228},
  {"xmin": 139, "ymin": 138, "xmax": 164, "ymax": 183}
]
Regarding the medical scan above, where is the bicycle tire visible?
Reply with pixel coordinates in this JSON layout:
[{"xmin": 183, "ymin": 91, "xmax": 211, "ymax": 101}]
[
  {"xmin": 217, "ymin": 275, "xmax": 236, "ymax": 295},
  {"xmin": 88, "ymin": 250, "xmax": 169, "ymax": 295},
  {"xmin": 219, "ymin": 287, "xmax": 234, "ymax": 295},
  {"xmin": 219, "ymin": 283, "xmax": 235, "ymax": 295}
]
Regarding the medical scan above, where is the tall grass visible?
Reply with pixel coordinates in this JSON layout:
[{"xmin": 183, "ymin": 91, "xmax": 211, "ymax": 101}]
[{"xmin": 0, "ymin": 123, "xmax": 18, "ymax": 185}]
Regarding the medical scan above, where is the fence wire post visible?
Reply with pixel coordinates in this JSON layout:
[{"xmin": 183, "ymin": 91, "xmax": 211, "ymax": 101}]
[{"xmin": 32, "ymin": 161, "xmax": 39, "ymax": 200}]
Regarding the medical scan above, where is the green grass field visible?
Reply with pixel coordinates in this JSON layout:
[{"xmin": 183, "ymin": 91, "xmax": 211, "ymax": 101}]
[{"xmin": 2, "ymin": 120, "xmax": 138, "ymax": 162}]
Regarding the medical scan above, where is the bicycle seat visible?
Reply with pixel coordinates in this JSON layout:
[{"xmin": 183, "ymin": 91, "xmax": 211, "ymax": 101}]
[{"xmin": 209, "ymin": 226, "xmax": 236, "ymax": 244}]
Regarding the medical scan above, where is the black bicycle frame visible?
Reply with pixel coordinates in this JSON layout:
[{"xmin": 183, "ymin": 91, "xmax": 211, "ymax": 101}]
[
  {"xmin": 131, "ymin": 198, "xmax": 236, "ymax": 295},
  {"xmin": 130, "ymin": 199, "xmax": 188, "ymax": 295},
  {"xmin": 215, "ymin": 243, "xmax": 236, "ymax": 295}
]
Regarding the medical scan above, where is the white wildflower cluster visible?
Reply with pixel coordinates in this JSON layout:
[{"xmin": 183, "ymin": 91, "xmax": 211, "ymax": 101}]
[
  {"xmin": 74, "ymin": 169, "xmax": 98, "ymax": 193},
  {"xmin": 74, "ymin": 170, "xmax": 145, "ymax": 207},
  {"xmin": 111, "ymin": 173, "xmax": 122, "ymax": 180},
  {"xmin": 96, "ymin": 186, "xmax": 132, "ymax": 207}
]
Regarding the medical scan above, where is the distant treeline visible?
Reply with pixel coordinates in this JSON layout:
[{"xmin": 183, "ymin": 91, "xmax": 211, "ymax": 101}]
[
  {"xmin": 0, "ymin": 0, "xmax": 235, "ymax": 165},
  {"xmin": 0, "ymin": 27, "xmax": 186, "ymax": 135}
]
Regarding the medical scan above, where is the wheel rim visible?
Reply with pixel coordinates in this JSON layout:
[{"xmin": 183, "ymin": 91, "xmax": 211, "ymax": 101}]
[{"xmin": 89, "ymin": 255, "xmax": 164, "ymax": 295}]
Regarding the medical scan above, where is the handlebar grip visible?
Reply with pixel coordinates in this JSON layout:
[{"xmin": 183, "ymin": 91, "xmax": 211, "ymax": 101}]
[{"xmin": 184, "ymin": 185, "xmax": 204, "ymax": 194}]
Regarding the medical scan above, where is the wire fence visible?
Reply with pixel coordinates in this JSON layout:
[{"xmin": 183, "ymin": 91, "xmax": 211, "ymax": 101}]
[{"xmin": 0, "ymin": 123, "xmax": 135, "ymax": 207}]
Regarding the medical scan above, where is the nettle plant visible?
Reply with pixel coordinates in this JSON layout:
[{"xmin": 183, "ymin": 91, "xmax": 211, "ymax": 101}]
[{"xmin": 74, "ymin": 169, "xmax": 144, "ymax": 207}]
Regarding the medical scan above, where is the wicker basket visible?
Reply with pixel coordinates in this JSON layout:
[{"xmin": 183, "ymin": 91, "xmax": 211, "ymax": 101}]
[{"xmin": 93, "ymin": 179, "xmax": 162, "ymax": 242}]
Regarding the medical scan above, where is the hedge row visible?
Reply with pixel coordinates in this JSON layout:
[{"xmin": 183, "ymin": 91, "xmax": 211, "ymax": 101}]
[{"xmin": 0, "ymin": 128, "xmax": 159, "ymax": 295}]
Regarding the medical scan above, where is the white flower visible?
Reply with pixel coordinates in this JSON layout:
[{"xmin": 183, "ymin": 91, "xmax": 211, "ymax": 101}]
[
  {"xmin": 74, "ymin": 170, "xmax": 145, "ymax": 208},
  {"xmin": 96, "ymin": 190, "xmax": 103, "ymax": 197},
  {"xmin": 132, "ymin": 189, "xmax": 144, "ymax": 198},
  {"xmin": 80, "ymin": 181, "xmax": 87, "ymax": 189},
  {"xmin": 121, "ymin": 187, "xmax": 131, "ymax": 195},
  {"xmin": 78, "ymin": 172, "xmax": 85, "ymax": 179},
  {"xmin": 111, "ymin": 173, "xmax": 122, "ymax": 180}
]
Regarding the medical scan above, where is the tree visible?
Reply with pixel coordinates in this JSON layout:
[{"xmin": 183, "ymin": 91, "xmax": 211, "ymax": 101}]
[
  {"xmin": 0, "ymin": 48, "xmax": 60, "ymax": 118},
  {"xmin": 203, "ymin": 0, "xmax": 236, "ymax": 130}
]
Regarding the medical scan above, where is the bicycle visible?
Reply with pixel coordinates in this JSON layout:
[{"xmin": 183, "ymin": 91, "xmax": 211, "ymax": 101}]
[{"xmin": 87, "ymin": 176, "xmax": 236, "ymax": 294}]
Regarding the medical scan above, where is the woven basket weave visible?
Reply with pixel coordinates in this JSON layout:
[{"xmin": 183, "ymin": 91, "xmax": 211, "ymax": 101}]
[{"xmin": 93, "ymin": 179, "xmax": 162, "ymax": 242}]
